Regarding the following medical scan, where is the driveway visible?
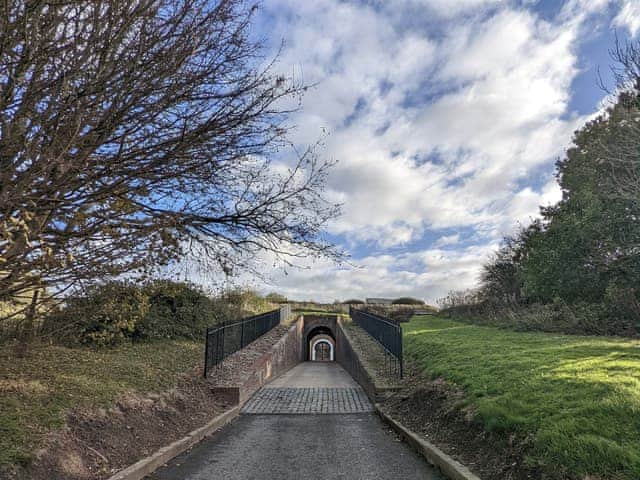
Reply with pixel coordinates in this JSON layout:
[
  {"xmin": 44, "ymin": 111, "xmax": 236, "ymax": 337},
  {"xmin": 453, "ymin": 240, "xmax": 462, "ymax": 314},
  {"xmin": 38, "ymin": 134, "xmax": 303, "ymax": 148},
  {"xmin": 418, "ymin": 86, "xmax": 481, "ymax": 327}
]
[{"xmin": 149, "ymin": 363, "xmax": 443, "ymax": 480}]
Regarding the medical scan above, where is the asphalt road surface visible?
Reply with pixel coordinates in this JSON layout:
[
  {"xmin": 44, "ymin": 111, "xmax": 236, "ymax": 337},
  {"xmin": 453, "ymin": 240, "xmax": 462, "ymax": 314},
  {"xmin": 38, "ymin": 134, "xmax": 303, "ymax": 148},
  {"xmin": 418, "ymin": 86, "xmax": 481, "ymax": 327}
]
[{"xmin": 149, "ymin": 363, "xmax": 443, "ymax": 480}]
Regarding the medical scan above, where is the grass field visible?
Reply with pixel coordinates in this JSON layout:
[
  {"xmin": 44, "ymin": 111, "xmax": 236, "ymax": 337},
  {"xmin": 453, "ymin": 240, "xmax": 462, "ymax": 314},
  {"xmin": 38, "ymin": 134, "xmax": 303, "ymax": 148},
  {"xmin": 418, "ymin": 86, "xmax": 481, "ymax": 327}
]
[
  {"xmin": 404, "ymin": 316, "xmax": 640, "ymax": 480},
  {"xmin": 0, "ymin": 340, "xmax": 202, "ymax": 467}
]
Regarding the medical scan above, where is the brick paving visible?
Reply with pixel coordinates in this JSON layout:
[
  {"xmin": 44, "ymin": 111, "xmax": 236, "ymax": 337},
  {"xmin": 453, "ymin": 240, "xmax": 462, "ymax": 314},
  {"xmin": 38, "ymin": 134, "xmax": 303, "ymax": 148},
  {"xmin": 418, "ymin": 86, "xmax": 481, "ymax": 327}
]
[{"xmin": 241, "ymin": 387, "xmax": 373, "ymax": 414}]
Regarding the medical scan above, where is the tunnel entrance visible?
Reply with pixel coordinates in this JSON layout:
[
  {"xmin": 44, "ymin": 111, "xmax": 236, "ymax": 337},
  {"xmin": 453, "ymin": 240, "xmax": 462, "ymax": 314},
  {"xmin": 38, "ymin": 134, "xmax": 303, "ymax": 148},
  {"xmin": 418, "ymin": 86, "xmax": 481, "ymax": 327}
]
[
  {"xmin": 306, "ymin": 325, "xmax": 335, "ymax": 362},
  {"xmin": 313, "ymin": 340, "xmax": 332, "ymax": 361}
]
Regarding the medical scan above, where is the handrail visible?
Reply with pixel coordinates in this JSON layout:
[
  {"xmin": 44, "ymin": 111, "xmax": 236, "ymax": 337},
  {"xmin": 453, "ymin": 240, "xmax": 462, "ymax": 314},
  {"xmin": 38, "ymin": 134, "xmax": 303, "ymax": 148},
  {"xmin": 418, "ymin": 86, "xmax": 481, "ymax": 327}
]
[
  {"xmin": 350, "ymin": 306, "xmax": 403, "ymax": 378},
  {"xmin": 203, "ymin": 306, "xmax": 288, "ymax": 377}
]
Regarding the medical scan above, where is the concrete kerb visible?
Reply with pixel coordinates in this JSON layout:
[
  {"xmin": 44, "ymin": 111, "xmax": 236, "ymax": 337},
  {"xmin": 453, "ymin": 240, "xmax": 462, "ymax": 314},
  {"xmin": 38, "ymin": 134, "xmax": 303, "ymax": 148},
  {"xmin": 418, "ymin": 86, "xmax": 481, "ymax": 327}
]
[
  {"xmin": 336, "ymin": 320, "xmax": 481, "ymax": 480},
  {"xmin": 374, "ymin": 405, "xmax": 482, "ymax": 480},
  {"xmin": 107, "ymin": 405, "xmax": 240, "ymax": 480},
  {"xmin": 108, "ymin": 311, "xmax": 481, "ymax": 480}
]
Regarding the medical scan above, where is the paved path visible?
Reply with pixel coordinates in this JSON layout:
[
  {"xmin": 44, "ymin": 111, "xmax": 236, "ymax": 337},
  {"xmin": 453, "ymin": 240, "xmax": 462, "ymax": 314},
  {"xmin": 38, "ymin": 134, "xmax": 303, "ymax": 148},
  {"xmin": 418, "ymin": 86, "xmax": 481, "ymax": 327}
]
[
  {"xmin": 149, "ymin": 363, "xmax": 443, "ymax": 480},
  {"xmin": 265, "ymin": 362, "xmax": 356, "ymax": 388},
  {"xmin": 242, "ymin": 387, "xmax": 372, "ymax": 414},
  {"xmin": 242, "ymin": 363, "xmax": 372, "ymax": 414}
]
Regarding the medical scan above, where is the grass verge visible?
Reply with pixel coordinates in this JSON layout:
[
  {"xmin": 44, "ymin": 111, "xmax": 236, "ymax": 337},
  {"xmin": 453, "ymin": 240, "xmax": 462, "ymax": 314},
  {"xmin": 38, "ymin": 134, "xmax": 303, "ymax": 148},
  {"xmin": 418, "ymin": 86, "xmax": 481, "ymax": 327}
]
[
  {"xmin": 0, "ymin": 340, "xmax": 202, "ymax": 468},
  {"xmin": 404, "ymin": 316, "xmax": 640, "ymax": 480}
]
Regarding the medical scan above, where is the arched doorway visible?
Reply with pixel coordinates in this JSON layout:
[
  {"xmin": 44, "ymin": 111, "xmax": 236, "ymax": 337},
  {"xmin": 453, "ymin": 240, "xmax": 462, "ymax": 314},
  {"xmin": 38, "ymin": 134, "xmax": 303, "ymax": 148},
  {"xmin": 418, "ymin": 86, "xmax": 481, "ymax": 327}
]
[
  {"xmin": 311, "ymin": 338, "xmax": 334, "ymax": 361},
  {"xmin": 305, "ymin": 325, "xmax": 335, "ymax": 362}
]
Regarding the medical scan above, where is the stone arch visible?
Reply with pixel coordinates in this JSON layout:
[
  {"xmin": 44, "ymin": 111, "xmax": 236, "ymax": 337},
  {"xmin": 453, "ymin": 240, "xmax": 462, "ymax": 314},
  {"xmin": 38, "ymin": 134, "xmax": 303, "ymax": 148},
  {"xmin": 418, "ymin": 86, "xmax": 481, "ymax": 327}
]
[
  {"xmin": 307, "ymin": 334, "xmax": 336, "ymax": 362},
  {"xmin": 310, "ymin": 334, "xmax": 335, "ymax": 361},
  {"xmin": 301, "ymin": 315, "xmax": 337, "ymax": 361}
]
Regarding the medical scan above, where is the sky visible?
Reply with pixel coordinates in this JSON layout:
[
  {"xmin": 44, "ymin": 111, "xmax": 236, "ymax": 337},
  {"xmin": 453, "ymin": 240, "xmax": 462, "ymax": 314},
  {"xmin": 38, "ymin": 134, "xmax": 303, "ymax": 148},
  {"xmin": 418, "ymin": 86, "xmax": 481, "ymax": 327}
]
[{"xmin": 232, "ymin": 0, "xmax": 640, "ymax": 304}]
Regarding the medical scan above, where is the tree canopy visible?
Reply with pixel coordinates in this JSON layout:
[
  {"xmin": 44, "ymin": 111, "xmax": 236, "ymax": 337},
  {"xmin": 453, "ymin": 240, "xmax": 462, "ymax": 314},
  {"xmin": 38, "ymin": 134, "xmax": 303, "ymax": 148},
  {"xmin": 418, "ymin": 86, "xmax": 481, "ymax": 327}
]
[
  {"xmin": 0, "ymin": 0, "xmax": 340, "ymax": 318},
  {"xmin": 443, "ymin": 38, "xmax": 640, "ymax": 335}
]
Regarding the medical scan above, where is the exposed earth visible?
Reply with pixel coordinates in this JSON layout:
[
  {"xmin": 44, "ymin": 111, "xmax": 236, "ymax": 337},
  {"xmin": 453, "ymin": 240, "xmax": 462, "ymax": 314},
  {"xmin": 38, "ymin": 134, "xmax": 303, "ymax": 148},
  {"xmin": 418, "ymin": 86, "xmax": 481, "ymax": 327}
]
[
  {"xmin": 379, "ymin": 363, "xmax": 543, "ymax": 480},
  {"xmin": 3, "ymin": 366, "xmax": 228, "ymax": 480},
  {"xmin": 1, "ymin": 326, "xmax": 293, "ymax": 480}
]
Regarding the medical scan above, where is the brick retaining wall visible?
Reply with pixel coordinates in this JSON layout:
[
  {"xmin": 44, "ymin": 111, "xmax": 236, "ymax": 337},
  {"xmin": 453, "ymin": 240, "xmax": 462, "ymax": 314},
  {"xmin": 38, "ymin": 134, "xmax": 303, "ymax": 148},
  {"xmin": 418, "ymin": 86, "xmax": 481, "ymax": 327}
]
[{"xmin": 210, "ymin": 316, "xmax": 304, "ymax": 406}]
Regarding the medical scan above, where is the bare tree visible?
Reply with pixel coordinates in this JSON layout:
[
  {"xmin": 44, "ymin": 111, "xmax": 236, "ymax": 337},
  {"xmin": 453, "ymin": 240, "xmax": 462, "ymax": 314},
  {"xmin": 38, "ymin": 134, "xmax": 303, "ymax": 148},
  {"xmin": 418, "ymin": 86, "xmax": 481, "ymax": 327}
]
[
  {"xmin": 596, "ymin": 38, "xmax": 640, "ymax": 206},
  {"xmin": 0, "ymin": 0, "xmax": 340, "ymax": 319}
]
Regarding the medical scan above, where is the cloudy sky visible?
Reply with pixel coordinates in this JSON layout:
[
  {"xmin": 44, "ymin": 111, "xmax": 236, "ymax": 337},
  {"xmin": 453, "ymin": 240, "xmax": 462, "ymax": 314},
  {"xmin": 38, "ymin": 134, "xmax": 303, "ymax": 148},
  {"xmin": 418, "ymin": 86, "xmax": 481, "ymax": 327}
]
[{"xmin": 239, "ymin": 0, "xmax": 640, "ymax": 304}]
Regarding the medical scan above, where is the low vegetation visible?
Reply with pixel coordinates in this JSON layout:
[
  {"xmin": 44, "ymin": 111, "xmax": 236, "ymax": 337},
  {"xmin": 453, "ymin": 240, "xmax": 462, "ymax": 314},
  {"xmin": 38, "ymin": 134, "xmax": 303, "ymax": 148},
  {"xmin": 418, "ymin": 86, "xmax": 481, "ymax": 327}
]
[
  {"xmin": 264, "ymin": 292, "xmax": 289, "ymax": 304},
  {"xmin": 0, "ymin": 339, "xmax": 202, "ymax": 468},
  {"xmin": 391, "ymin": 297, "xmax": 425, "ymax": 305},
  {"xmin": 42, "ymin": 281, "xmax": 273, "ymax": 347},
  {"xmin": 404, "ymin": 315, "xmax": 640, "ymax": 479},
  {"xmin": 0, "ymin": 281, "xmax": 276, "ymax": 472},
  {"xmin": 290, "ymin": 301, "xmax": 348, "ymax": 314}
]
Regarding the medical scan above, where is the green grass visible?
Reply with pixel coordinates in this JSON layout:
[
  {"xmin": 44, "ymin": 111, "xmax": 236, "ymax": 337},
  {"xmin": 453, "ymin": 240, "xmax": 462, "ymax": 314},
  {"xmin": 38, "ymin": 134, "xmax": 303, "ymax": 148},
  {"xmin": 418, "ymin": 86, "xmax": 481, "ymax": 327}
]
[
  {"xmin": 404, "ymin": 316, "xmax": 640, "ymax": 480},
  {"xmin": 0, "ymin": 340, "xmax": 202, "ymax": 467}
]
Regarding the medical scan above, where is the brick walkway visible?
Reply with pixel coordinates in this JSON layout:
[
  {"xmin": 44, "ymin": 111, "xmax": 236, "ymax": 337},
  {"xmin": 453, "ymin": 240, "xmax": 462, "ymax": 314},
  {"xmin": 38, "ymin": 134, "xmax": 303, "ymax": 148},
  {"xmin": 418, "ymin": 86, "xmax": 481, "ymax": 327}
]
[{"xmin": 241, "ymin": 386, "xmax": 373, "ymax": 414}]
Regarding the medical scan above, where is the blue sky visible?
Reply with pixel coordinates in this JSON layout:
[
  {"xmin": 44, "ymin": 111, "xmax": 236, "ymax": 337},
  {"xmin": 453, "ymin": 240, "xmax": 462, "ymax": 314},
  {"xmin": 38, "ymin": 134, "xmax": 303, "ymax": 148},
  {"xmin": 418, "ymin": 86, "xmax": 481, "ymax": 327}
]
[{"xmin": 232, "ymin": 0, "xmax": 640, "ymax": 304}]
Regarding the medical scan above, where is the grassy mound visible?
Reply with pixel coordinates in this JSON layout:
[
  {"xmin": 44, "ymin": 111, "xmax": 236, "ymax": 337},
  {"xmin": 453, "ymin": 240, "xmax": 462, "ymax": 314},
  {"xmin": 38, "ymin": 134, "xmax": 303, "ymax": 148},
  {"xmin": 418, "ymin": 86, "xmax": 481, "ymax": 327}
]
[{"xmin": 404, "ymin": 316, "xmax": 640, "ymax": 479}]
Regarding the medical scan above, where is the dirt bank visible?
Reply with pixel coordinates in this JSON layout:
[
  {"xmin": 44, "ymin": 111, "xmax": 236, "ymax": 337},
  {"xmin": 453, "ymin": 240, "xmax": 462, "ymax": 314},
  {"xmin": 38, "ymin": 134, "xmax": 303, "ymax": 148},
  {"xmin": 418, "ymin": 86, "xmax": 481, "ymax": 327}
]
[
  {"xmin": 2, "ymin": 365, "xmax": 228, "ymax": 480},
  {"xmin": 380, "ymin": 365, "xmax": 543, "ymax": 480},
  {"xmin": 1, "ymin": 325, "xmax": 296, "ymax": 480}
]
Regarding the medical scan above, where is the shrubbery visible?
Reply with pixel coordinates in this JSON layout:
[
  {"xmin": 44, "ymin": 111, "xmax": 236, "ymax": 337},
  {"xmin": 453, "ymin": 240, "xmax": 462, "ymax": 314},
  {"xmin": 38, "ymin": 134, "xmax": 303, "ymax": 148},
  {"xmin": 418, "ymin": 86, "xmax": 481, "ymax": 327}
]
[
  {"xmin": 265, "ymin": 292, "xmax": 288, "ymax": 303},
  {"xmin": 441, "ymin": 296, "xmax": 638, "ymax": 337},
  {"xmin": 43, "ymin": 282, "xmax": 150, "ymax": 346},
  {"xmin": 43, "ymin": 281, "xmax": 274, "ymax": 346},
  {"xmin": 139, "ymin": 280, "xmax": 217, "ymax": 341},
  {"xmin": 391, "ymin": 297, "xmax": 424, "ymax": 305}
]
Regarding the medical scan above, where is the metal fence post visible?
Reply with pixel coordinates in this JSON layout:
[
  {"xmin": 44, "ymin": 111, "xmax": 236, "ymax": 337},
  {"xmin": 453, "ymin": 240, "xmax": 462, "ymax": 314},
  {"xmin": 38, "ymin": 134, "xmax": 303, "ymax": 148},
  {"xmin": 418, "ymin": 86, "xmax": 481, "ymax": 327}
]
[
  {"xmin": 203, "ymin": 327, "xmax": 210, "ymax": 378},
  {"xmin": 398, "ymin": 323, "xmax": 403, "ymax": 378}
]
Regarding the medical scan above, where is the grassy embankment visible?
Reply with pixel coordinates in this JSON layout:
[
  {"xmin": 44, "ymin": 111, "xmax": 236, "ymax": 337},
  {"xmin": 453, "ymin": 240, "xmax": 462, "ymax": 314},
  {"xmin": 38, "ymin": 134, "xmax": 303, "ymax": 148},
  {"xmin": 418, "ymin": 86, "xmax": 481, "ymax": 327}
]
[
  {"xmin": 0, "ymin": 340, "xmax": 202, "ymax": 468},
  {"xmin": 404, "ymin": 316, "xmax": 640, "ymax": 480}
]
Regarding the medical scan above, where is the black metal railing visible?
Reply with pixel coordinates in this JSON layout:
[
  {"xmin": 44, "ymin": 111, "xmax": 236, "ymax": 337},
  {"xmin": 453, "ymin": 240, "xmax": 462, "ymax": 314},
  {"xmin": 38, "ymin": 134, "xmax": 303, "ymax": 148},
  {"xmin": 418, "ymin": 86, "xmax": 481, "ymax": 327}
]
[
  {"xmin": 350, "ymin": 306, "xmax": 403, "ymax": 378},
  {"xmin": 203, "ymin": 306, "xmax": 288, "ymax": 377}
]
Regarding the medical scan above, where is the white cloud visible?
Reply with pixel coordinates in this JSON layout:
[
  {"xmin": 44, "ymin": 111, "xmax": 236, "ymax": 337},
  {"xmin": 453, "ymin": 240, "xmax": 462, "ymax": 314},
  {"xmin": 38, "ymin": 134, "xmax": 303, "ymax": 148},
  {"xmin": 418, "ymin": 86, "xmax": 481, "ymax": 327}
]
[
  {"xmin": 264, "ymin": 1, "xmax": 588, "ymax": 249},
  {"xmin": 434, "ymin": 234, "xmax": 461, "ymax": 247},
  {"xmin": 252, "ymin": 243, "xmax": 497, "ymax": 304},
  {"xmin": 183, "ymin": 0, "xmax": 622, "ymax": 302},
  {"xmin": 613, "ymin": 0, "xmax": 640, "ymax": 36},
  {"xmin": 384, "ymin": 0, "xmax": 504, "ymax": 20}
]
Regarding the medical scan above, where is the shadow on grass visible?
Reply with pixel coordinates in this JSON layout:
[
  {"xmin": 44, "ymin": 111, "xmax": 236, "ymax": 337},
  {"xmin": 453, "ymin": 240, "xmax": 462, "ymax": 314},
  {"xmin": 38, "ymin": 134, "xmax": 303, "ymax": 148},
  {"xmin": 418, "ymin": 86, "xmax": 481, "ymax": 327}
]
[{"xmin": 403, "ymin": 316, "xmax": 640, "ymax": 479}]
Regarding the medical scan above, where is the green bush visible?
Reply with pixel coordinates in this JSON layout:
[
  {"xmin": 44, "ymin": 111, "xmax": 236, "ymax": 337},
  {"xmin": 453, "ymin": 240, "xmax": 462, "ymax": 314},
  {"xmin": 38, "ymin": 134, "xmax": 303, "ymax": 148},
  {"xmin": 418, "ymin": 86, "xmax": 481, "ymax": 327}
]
[
  {"xmin": 443, "ymin": 297, "xmax": 638, "ymax": 337},
  {"xmin": 603, "ymin": 283, "xmax": 640, "ymax": 335},
  {"xmin": 139, "ymin": 280, "xmax": 216, "ymax": 340},
  {"xmin": 210, "ymin": 288, "xmax": 275, "ymax": 324},
  {"xmin": 265, "ymin": 292, "xmax": 288, "ymax": 303},
  {"xmin": 389, "ymin": 307, "xmax": 415, "ymax": 323},
  {"xmin": 44, "ymin": 282, "xmax": 276, "ymax": 346},
  {"xmin": 343, "ymin": 299, "xmax": 364, "ymax": 304},
  {"xmin": 44, "ymin": 281, "xmax": 149, "ymax": 346}
]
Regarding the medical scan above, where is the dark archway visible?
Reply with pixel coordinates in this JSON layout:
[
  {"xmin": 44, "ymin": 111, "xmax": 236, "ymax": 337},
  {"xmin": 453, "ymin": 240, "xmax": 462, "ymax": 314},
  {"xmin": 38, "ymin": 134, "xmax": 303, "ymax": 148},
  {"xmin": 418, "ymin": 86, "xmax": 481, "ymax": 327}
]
[
  {"xmin": 301, "ymin": 315, "xmax": 337, "ymax": 361},
  {"xmin": 305, "ymin": 325, "xmax": 335, "ymax": 361}
]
